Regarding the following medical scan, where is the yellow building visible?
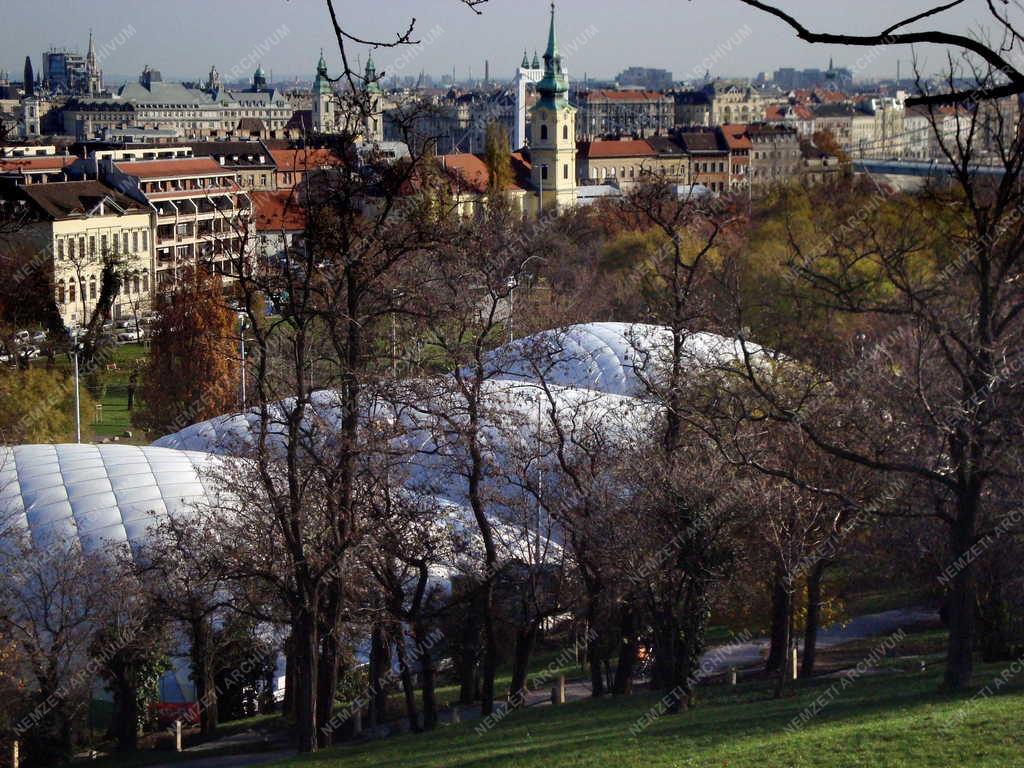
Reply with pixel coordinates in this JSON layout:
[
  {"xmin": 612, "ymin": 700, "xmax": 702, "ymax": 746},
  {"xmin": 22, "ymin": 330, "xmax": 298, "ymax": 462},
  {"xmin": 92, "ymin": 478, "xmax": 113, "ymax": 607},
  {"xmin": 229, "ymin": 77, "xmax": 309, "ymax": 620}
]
[{"xmin": 3, "ymin": 181, "xmax": 155, "ymax": 328}]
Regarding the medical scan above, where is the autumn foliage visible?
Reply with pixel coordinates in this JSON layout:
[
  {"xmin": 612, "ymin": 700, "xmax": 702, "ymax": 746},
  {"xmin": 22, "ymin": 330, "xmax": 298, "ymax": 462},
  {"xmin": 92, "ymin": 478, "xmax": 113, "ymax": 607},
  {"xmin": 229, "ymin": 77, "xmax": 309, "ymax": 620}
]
[{"xmin": 134, "ymin": 269, "xmax": 238, "ymax": 435}]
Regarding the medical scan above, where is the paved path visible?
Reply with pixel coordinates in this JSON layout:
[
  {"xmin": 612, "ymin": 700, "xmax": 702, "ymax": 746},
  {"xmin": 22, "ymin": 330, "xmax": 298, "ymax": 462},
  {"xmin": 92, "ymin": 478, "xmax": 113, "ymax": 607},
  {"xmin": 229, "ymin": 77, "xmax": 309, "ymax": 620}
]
[{"xmin": 147, "ymin": 606, "xmax": 940, "ymax": 765}]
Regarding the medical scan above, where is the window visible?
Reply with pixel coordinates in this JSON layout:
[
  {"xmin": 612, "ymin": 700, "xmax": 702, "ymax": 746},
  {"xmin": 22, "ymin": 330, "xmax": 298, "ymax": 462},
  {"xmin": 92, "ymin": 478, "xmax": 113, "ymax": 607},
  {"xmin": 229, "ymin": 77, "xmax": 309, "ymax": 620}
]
[
  {"xmin": 541, "ymin": 165, "xmax": 548, "ymax": 180},
  {"xmin": 57, "ymin": 280, "xmax": 65, "ymax": 304},
  {"xmin": 133, "ymin": 231, "xmax": 139, "ymax": 252},
  {"xmin": 89, "ymin": 236, "xmax": 96, "ymax": 256},
  {"xmin": 79, "ymin": 236, "xmax": 86, "ymax": 257},
  {"xmin": 68, "ymin": 238, "xmax": 75, "ymax": 259},
  {"xmin": 101, "ymin": 235, "xmax": 108, "ymax": 254},
  {"xmin": 142, "ymin": 231, "xmax": 149, "ymax": 250},
  {"xmin": 57, "ymin": 239, "xmax": 64, "ymax": 259},
  {"xmin": 563, "ymin": 125, "xmax": 568, "ymax": 140},
  {"xmin": 133, "ymin": 275, "xmax": 140, "ymax": 293},
  {"xmin": 89, "ymin": 278, "xmax": 97, "ymax": 300},
  {"xmin": 563, "ymin": 163, "xmax": 568, "ymax": 180},
  {"xmin": 540, "ymin": 124, "xmax": 548, "ymax": 141},
  {"xmin": 142, "ymin": 270, "xmax": 150, "ymax": 292},
  {"xmin": 69, "ymin": 281, "xmax": 76, "ymax": 303},
  {"xmin": 123, "ymin": 232, "xmax": 129, "ymax": 253}
]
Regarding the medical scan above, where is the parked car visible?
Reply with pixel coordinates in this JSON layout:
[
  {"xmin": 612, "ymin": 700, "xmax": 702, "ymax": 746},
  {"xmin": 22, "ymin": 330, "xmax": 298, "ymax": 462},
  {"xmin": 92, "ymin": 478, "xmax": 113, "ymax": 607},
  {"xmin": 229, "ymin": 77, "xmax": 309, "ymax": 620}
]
[
  {"xmin": 19, "ymin": 345, "xmax": 40, "ymax": 359},
  {"xmin": 30, "ymin": 330, "xmax": 47, "ymax": 344},
  {"xmin": 116, "ymin": 329, "xmax": 145, "ymax": 345},
  {"xmin": 13, "ymin": 330, "xmax": 29, "ymax": 345}
]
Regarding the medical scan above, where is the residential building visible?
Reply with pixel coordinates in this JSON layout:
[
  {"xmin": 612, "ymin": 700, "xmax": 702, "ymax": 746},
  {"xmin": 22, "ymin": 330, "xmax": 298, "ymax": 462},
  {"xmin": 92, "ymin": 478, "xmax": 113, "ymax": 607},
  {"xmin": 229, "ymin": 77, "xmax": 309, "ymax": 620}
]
[
  {"xmin": 0, "ymin": 180, "xmax": 153, "ymax": 327},
  {"xmin": 88, "ymin": 153, "xmax": 251, "ymax": 287},
  {"xmin": 720, "ymin": 124, "xmax": 751, "ymax": 190},
  {"xmin": 677, "ymin": 131, "xmax": 731, "ymax": 192},
  {"xmin": 437, "ymin": 151, "xmax": 535, "ymax": 217},
  {"xmin": 0, "ymin": 154, "xmax": 74, "ymax": 185},
  {"xmin": 267, "ymin": 146, "xmax": 342, "ymax": 191},
  {"xmin": 576, "ymin": 138, "xmax": 657, "ymax": 187},
  {"xmin": 187, "ymin": 141, "xmax": 276, "ymax": 191},
  {"xmin": 575, "ymin": 89, "xmax": 675, "ymax": 139},
  {"xmin": 748, "ymin": 124, "xmax": 801, "ymax": 184}
]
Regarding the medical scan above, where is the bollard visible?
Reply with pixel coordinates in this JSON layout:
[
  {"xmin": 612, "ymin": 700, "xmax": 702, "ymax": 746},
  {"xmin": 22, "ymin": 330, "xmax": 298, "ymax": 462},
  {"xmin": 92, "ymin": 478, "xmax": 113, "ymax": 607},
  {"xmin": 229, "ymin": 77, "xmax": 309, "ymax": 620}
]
[
  {"xmin": 728, "ymin": 667, "xmax": 738, "ymax": 686},
  {"xmin": 920, "ymin": 660, "xmax": 927, "ymax": 674},
  {"xmin": 12, "ymin": 740, "xmax": 18, "ymax": 768},
  {"xmin": 174, "ymin": 719, "xmax": 182, "ymax": 753},
  {"xmin": 353, "ymin": 708, "xmax": 362, "ymax": 737},
  {"xmin": 551, "ymin": 675, "xmax": 566, "ymax": 705},
  {"xmin": 450, "ymin": 706, "xmax": 460, "ymax": 724},
  {"xmin": 790, "ymin": 648, "xmax": 799, "ymax": 681}
]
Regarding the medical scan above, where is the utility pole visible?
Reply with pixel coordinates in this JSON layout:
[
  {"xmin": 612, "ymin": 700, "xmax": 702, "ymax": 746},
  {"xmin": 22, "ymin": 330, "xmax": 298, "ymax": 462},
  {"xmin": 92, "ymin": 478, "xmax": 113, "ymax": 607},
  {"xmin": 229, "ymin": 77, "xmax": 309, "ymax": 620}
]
[{"xmin": 71, "ymin": 335, "xmax": 81, "ymax": 443}]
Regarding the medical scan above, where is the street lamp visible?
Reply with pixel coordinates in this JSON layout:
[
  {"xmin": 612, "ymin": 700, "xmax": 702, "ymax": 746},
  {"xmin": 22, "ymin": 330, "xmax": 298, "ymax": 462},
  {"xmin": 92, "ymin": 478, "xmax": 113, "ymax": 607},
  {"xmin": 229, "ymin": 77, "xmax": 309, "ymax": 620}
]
[
  {"xmin": 238, "ymin": 313, "xmax": 248, "ymax": 409},
  {"xmin": 66, "ymin": 329, "xmax": 81, "ymax": 444}
]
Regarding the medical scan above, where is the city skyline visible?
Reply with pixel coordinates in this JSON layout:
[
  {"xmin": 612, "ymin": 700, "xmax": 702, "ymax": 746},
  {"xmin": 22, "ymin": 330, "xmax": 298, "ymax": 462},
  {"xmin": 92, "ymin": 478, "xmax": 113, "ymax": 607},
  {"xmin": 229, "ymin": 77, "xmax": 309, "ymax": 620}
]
[{"xmin": 0, "ymin": 0, "xmax": 998, "ymax": 86}]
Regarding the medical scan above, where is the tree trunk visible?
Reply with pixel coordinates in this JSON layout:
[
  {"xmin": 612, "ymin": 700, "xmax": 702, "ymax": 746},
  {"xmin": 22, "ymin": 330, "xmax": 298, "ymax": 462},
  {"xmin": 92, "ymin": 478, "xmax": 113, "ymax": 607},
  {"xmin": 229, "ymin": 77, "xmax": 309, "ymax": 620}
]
[
  {"xmin": 480, "ymin": 579, "xmax": 498, "ymax": 716},
  {"xmin": 457, "ymin": 610, "xmax": 479, "ymax": 705},
  {"xmin": 584, "ymin": 581, "xmax": 605, "ymax": 697},
  {"xmin": 801, "ymin": 560, "xmax": 827, "ymax": 678},
  {"xmin": 944, "ymin": 495, "xmax": 978, "ymax": 690},
  {"xmin": 191, "ymin": 616, "xmax": 218, "ymax": 738},
  {"xmin": 114, "ymin": 674, "xmax": 139, "ymax": 751},
  {"xmin": 395, "ymin": 635, "xmax": 421, "ymax": 733},
  {"xmin": 294, "ymin": 609, "xmax": 319, "ymax": 753},
  {"xmin": 766, "ymin": 568, "xmax": 791, "ymax": 674},
  {"xmin": 508, "ymin": 624, "xmax": 538, "ymax": 706},
  {"xmin": 316, "ymin": 619, "xmax": 341, "ymax": 747},
  {"xmin": 774, "ymin": 594, "xmax": 794, "ymax": 700},
  {"xmin": 414, "ymin": 621, "xmax": 438, "ymax": 730},
  {"xmin": 613, "ymin": 605, "xmax": 638, "ymax": 695},
  {"xmin": 367, "ymin": 623, "xmax": 390, "ymax": 731}
]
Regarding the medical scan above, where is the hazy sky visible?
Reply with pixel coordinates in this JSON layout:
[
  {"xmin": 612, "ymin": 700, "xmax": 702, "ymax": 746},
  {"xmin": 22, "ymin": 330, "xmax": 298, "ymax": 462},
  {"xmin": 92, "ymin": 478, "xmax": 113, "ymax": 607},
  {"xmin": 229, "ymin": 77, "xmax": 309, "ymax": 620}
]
[{"xmin": 0, "ymin": 0, "xmax": 1002, "ymax": 85}]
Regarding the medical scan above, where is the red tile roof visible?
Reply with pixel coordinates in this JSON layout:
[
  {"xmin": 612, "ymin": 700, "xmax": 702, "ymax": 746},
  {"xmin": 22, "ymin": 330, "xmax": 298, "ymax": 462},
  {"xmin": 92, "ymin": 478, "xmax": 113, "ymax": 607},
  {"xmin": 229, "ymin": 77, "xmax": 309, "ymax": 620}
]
[
  {"xmin": 0, "ymin": 156, "xmax": 74, "ymax": 172},
  {"xmin": 720, "ymin": 124, "xmax": 752, "ymax": 150},
  {"xmin": 116, "ymin": 157, "xmax": 225, "ymax": 179},
  {"xmin": 578, "ymin": 139, "xmax": 656, "ymax": 159},
  {"xmin": 439, "ymin": 152, "xmax": 532, "ymax": 194},
  {"xmin": 581, "ymin": 89, "xmax": 669, "ymax": 102},
  {"xmin": 269, "ymin": 148, "xmax": 342, "ymax": 173},
  {"xmin": 253, "ymin": 189, "xmax": 306, "ymax": 232}
]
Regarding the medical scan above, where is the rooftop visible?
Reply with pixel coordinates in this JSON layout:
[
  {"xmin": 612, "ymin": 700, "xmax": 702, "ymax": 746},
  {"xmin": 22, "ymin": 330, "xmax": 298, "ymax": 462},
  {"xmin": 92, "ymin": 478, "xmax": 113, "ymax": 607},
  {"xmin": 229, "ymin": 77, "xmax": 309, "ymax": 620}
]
[
  {"xmin": 577, "ymin": 139, "xmax": 656, "ymax": 159},
  {"xmin": 114, "ymin": 157, "xmax": 225, "ymax": 179},
  {"xmin": 17, "ymin": 180, "xmax": 145, "ymax": 219}
]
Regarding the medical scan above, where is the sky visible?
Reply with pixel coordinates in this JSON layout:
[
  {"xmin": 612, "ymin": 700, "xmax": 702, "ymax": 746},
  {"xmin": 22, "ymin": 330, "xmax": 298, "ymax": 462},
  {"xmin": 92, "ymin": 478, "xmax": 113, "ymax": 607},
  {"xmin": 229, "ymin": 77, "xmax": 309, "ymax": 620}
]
[{"xmin": 0, "ymin": 0, "xmax": 1004, "ymax": 86}]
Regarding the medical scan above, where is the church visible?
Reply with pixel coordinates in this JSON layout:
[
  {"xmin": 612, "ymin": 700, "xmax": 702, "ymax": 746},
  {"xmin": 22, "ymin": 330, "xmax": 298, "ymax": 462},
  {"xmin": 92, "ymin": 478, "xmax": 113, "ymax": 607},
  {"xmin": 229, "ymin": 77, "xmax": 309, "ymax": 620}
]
[{"xmin": 438, "ymin": 3, "xmax": 587, "ymax": 217}]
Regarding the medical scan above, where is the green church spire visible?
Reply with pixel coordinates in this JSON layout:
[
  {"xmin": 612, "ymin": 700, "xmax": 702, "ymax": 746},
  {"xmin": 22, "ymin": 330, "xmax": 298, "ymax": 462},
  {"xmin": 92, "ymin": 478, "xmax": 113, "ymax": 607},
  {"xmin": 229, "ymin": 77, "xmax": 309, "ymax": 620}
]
[{"xmin": 536, "ymin": 2, "xmax": 568, "ymax": 105}]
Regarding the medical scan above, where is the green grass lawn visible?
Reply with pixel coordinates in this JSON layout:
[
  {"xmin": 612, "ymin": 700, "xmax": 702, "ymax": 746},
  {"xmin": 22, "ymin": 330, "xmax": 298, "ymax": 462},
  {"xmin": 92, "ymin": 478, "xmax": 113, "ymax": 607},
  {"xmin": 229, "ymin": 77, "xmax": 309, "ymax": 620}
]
[{"xmin": 268, "ymin": 661, "xmax": 1024, "ymax": 768}]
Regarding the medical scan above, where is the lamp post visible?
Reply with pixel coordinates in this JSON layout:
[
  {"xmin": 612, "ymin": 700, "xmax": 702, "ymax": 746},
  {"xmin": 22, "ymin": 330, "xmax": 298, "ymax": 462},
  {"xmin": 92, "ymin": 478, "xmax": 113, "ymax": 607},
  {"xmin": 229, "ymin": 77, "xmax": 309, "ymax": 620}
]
[
  {"xmin": 238, "ymin": 313, "xmax": 247, "ymax": 409},
  {"xmin": 67, "ymin": 329, "xmax": 81, "ymax": 444}
]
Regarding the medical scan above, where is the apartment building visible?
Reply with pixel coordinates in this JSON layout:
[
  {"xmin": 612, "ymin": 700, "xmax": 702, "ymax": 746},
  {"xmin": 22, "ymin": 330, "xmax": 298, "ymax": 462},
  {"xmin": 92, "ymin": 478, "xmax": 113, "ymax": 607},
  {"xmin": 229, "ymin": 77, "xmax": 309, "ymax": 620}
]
[
  {"xmin": 93, "ymin": 154, "xmax": 251, "ymax": 287},
  {"xmin": 575, "ymin": 89, "xmax": 675, "ymax": 139},
  {"xmin": 0, "ymin": 180, "xmax": 154, "ymax": 327}
]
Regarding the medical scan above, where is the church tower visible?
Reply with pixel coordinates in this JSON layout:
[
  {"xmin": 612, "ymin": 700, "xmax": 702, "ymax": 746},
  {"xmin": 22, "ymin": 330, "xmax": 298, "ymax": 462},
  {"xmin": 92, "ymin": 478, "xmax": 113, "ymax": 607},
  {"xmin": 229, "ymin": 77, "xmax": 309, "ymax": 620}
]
[
  {"xmin": 529, "ymin": 3, "xmax": 576, "ymax": 212},
  {"xmin": 312, "ymin": 50, "xmax": 334, "ymax": 134},
  {"xmin": 364, "ymin": 53, "xmax": 384, "ymax": 144},
  {"xmin": 85, "ymin": 30, "xmax": 102, "ymax": 95}
]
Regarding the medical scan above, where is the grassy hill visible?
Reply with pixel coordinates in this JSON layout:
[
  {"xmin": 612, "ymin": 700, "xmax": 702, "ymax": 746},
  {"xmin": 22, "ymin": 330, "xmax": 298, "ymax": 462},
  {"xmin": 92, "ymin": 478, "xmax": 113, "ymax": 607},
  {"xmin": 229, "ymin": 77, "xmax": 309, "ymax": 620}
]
[{"xmin": 269, "ymin": 660, "xmax": 1024, "ymax": 768}]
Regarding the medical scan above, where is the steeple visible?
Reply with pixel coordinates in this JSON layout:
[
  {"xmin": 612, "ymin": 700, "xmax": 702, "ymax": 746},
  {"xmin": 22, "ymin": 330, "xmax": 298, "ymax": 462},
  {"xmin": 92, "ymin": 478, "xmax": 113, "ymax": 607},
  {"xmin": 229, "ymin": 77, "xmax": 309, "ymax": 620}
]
[
  {"xmin": 522, "ymin": 50, "xmax": 530, "ymax": 69},
  {"xmin": 87, "ymin": 29, "xmax": 96, "ymax": 66},
  {"xmin": 23, "ymin": 55, "xmax": 34, "ymax": 97},
  {"xmin": 532, "ymin": 50, "xmax": 540, "ymax": 69},
  {"xmin": 365, "ymin": 52, "xmax": 381, "ymax": 94},
  {"xmin": 536, "ymin": 2, "xmax": 568, "ymax": 105},
  {"xmin": 313, "ymin": 49, "xmax": 332, "ymax": 95},
  {"xmin": 253, "ymin": 64, "xmax": 267, "ymax": 90}
]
